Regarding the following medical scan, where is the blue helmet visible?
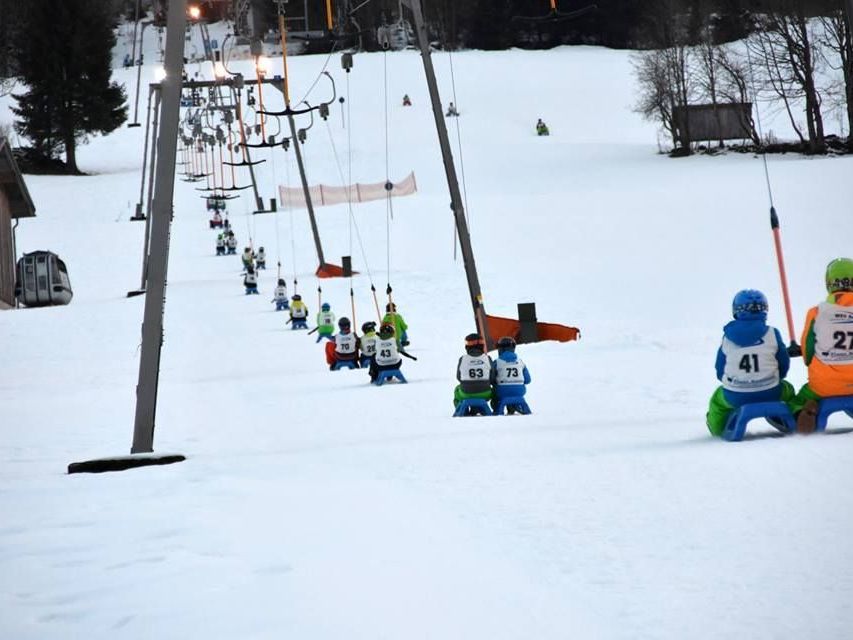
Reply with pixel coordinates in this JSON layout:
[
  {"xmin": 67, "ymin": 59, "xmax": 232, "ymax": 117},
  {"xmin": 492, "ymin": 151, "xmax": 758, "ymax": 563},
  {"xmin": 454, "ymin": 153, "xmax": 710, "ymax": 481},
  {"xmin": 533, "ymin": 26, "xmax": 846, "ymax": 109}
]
[
  {"xmin": 732, "ymin": 289, "xmax": 768, "ymax": 320},
  {"xmin": 321, "ymin": 302, "xmax": 330, "ymax": 312}
]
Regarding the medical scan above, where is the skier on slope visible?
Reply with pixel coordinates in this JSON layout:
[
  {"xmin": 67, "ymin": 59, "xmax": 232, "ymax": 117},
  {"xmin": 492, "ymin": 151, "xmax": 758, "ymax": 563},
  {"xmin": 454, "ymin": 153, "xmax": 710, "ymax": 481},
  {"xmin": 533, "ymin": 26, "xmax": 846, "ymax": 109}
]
[
  {"xmin": 289, "ymin": 294, "xmax": 309, "ymax": 328},
  {"xmin": 241, "ymin": 246, "xmax": 255, "ymax": 271},
  {"xmin": 215, "ymin": 233, "xmax": 226, "ymax": 256},
  {"xmin": 453, "ymin": 333, "xmax": 493, "ymax": 415},
  {"xmin": 314, "ymin": 302, "xmax": 336, "ymax": 343},
  {"xmin": 382, "ymin": 302, "xmax": 409, "ymax": 347},
  {"xmin": 225, "ymin": 232, "xmax": 238, "ymax": 254},
  {"xmin": 369, "ymin": 323, "xmax": 414, "ymax": 383},
  {"xmin": 359, "ymin": 321, "xmax": 379, "ymax": 369},
  {"xmin": 536, "ymin": 118, "xmax": 550, "ymax": 136},
  {"xmin": 328, "ymin": 317, "xmax": 360, "ymax": 370},
  {"xmin": 791, "ymin": 258, "xmax": 853, "ymax": 433},
  {"xmin": 255, "ymin": 247, "xmax": 267, "ymax": 270},
  {"xmin": 271, "ymin": 279, "xmax": 289, "ymax": 311},
  {"xmin": 490, "ymin": 336, "xmax": 531, "ymax": 414},
  {"xmin": 705, "ymin": 289, "xmax": 794, "ymax": 437},
  {"xmin": 243, "ymin": 265, "xmax": 259, "ymax": 295}
]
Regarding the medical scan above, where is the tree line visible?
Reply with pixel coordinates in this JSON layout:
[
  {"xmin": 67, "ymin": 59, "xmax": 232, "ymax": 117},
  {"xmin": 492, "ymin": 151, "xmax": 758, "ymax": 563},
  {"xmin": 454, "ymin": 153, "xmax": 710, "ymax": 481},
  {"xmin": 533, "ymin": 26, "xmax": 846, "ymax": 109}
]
[{"xmin": 632, "ymin": 0, "xmax": 853, "ymax": 154}]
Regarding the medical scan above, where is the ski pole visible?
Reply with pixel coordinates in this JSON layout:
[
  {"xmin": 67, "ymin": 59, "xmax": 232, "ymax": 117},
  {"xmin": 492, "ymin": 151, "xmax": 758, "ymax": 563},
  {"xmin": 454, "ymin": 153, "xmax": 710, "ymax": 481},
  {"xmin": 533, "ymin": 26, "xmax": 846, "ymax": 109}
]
[{"xmin": 770, "ymin": 206, "xmax": 800, "ymax": 355}]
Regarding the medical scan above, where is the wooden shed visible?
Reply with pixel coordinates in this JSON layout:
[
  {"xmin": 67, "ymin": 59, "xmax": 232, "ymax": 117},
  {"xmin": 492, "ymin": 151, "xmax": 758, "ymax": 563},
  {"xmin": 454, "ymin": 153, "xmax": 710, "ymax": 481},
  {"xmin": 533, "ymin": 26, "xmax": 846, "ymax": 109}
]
[{"xmin": 0, "ymin": 137, "xmax": 36, "ymax": 309}]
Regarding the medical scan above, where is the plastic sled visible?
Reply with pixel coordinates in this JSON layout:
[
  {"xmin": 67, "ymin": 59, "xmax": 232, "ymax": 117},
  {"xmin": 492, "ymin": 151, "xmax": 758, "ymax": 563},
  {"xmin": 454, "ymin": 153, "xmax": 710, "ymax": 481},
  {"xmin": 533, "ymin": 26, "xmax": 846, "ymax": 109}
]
[
  {"xmin": 374, "ymin": 369, "xmax": 407, "ymax": 386},
  {"xmin": 275, "ymin": 301, "xmax": 289, "ymax": 311},
  {"xmin": 815, "ymin": 395, "xmax": 853, "ymax": 432},
  {"xmin": 453, "ymin": 398, "xmax": 492, "ymax": 417},
  {"xmin": 332, "ymin": 360, "xmax": 358, "ymax": 371},
  {"xmin": 291, "ymin": 319, "xmax": 308, "ymax": 329},
  {"xmin": 245, "ymin": 286, "xmax": 259, "ymax": 295},
  {"xmin": 722, "ymin": 401, "xmax": 796, "ymax": 442},
  {"xmin": 494, "ymin": 396, "xmax": 532, "ymax": 416}
]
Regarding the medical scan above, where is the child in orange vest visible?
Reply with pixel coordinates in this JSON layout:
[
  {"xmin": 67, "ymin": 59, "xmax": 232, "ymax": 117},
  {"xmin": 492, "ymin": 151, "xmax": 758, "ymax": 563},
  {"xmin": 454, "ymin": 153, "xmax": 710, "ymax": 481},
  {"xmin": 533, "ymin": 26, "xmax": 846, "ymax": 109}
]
[{"xmin": 793, "ymin": 258, "xmax": 853, "ymax": 432}]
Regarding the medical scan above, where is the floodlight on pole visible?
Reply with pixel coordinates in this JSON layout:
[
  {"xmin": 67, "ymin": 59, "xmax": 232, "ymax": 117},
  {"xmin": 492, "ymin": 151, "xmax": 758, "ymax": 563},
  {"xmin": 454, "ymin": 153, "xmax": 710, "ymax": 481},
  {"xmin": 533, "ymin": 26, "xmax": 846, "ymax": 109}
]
[
  {"xmin": 188, "ymin": 4, "xmax": 201, "ymax": 20},
  {"xmin": 154, "ymin": 66, "xmax": 167, "ymax": 82}
]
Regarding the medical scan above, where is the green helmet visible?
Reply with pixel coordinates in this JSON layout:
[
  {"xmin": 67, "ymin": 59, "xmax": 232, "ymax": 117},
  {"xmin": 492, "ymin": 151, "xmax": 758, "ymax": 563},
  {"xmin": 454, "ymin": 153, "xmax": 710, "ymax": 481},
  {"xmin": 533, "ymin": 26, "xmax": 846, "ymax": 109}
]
[{"xmin": 826, "ymin": 258, "xmax": 853, "ymax": 293}]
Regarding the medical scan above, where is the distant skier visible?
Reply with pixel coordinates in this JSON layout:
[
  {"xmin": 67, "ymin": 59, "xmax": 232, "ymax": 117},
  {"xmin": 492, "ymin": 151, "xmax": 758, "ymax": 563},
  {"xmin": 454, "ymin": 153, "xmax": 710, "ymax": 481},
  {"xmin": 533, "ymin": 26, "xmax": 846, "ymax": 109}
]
[
  {"xmin": 215, "ymin": 233, "xmax": 226, "ymax": 256},
  {"xmin": 255, "ymin": 246, "xmax": 267, "ymax": 270},
  {"xmin": 241, "ymin": 247, "xmax": 254, "ymax": 271},
  {"xmin": 271, "ymin": 278, "xmax": 289, "ymax": 311},
  {"xmin": 536, "ymin": 118, "xmax": 550, "ymax": 136},
  {"xmin": 382, "ymin": 302, "xmax": 409, "ymax": 347},
  {"xmin": 791, "ymin": 258, "xmax": 853, "ymax": 433},
  {"xmin": 314, "ymin": 302, "xmax": 336, "ymax": 343},
  {"xmin": 705, "ymin": 289, "xmax": 794, "ymax": 437},
  {"xmin": 209, "ymin": 210, "xmax": 223, "ymax": 229},
  {"xmin": 453, "ymin": 333, "xmax": 493, "ymax": 415},
  {"xmin": 243, "ymin": 265, "xmax": 259, "ymax": 295},
  {"xmin": 289, "ymin": 294, "xmax": 309, "ymax": 329},
  {"xmin": 402, "ymin": 94, "xmax": 412, "ymax": 106},
  {"xmin": 490, "ymin": 336, "xmax": 531, "ymax": 414},
  {"xmin": 226, "ymin": 232, "xmax": 238, "ymax": 255},
  {"xmin": 445, "ymin": 102, "xmax": 459, "ymax": 117}
]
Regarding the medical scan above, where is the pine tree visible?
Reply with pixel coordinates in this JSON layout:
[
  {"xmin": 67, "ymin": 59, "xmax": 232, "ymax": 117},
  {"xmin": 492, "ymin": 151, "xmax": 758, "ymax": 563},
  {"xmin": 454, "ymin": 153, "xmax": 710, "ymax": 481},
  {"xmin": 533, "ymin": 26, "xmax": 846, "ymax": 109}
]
[{"xmin": 11, "ymin": 0, "xmax": 127, "ymax": 174}]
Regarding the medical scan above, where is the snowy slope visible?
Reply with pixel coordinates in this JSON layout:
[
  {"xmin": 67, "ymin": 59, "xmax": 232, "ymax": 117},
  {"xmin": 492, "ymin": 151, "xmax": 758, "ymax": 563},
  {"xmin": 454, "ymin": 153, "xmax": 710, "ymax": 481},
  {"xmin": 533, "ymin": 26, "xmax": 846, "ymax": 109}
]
[{"xmin": 2, "ymin": 31, "xmax": 853, "ymax": 640}]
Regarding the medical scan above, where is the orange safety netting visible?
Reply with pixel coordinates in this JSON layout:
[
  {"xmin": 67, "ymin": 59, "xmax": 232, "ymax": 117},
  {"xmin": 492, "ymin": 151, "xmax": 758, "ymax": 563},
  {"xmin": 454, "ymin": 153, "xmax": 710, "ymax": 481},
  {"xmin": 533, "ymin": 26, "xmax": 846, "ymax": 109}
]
[
  {"xmin": 279, "ymin": 172, "xmax": 418, "ymax": 210},
  {"xmin": 485, "ymin": 314, "xmax": 581, "ymax": 346}
]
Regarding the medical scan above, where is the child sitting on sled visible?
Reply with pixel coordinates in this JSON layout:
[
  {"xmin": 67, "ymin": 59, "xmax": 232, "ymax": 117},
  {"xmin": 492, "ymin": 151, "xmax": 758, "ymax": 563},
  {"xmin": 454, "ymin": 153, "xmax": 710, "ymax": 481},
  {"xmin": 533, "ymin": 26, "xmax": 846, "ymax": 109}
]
[{"xmin": 705, "ymin": 289, "xmax": 794, "ymax": 436}]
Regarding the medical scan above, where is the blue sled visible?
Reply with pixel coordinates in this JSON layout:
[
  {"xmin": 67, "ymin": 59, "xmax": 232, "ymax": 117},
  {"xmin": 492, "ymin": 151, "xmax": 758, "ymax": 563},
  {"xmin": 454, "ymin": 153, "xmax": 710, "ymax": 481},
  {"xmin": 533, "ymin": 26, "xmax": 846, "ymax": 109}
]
[
  {"xmin": 723, "ymin": 401, "xmax": 796, "ymax": 442},
  {"xmin": 374, "ymin": 369, "xmax": 407, "ymax": 386},
  {"xmin": 291, "ymin": 319, "xmax": 308, "ymax": 330},
  {"xmin": 245, "ymin": 286, "xmax": 259, "ymax": 295},
  {"xmin": 453, "ymin": 398, "xmax": 492, "ymax": 417},
  {"xmin": 815, "ymin": 395, "xmax": 853, "ymax": 432},
  {"xmin": 275, "ymin": 301, "xmax": 289, "ymax": 311},
  {"xmin": 332, "ymin": 360, "xmax": 358, "ymax": 371},
  {"xmin": 494, "ymin": 396, "xmax": 531, "ymax": 416}
]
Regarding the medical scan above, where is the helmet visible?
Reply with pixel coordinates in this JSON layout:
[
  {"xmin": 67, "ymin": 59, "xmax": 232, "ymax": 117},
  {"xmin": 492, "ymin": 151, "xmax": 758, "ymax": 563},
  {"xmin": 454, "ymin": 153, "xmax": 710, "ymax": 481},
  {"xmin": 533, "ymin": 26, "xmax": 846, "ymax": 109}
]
[
  {"xmin": 386, "ymin": 302, "xmax": 396, "ymax": 312},
  {"xmin": 732, "ymin": 289, "xmax": 768, "ymax": 320},
  {"xmin": 496, "ymin": 336, "xmax": 516, "ymax": 353},
  {"xmin": 362, "ymin": 321, "xmax": 376, "ymax": 333},
  {"xmin": 826, "ymin": 258, "xmax": 853, "ymax": 294},
  {"xmin": 259, "ymin": 246, "xmax": 264, "ymax": 251},
  {"xmin": 338, "ymin": 317, "xmax": 351, "ymax": 330},
  {"xmin": 277, "ymin": 278, "xmax": 285, "ymax": 286},
  {"xmin": 244, "ymin": 247, "xmax": 251, "ymax": 252},
  {"xmin": 379, "ymin": 322, "xmax": 395, "ymax": 339},
  {"xmin": 292, "ymin": 294, "xmax": 302, "ymax": 301},
  {"xmin": 321, "ymin": 302, "xmax": 330, "ymax": 312},
  {"xmin": 464, "ymin": 333, "xmax": 485, "ymax": 354}
]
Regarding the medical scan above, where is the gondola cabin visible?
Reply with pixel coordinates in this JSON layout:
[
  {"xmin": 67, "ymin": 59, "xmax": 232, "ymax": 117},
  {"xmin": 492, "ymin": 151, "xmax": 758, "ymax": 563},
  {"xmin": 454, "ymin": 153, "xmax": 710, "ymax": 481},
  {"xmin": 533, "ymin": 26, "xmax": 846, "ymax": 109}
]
[{"xmin": 15, "ymin": 251, "xmax": 73, "ymax": 307}]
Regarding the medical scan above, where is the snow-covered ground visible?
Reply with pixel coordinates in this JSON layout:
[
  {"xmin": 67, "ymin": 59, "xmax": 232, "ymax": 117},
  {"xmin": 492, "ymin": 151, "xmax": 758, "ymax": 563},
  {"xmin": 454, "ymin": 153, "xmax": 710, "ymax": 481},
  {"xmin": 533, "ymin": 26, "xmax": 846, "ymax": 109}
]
[{"xmin": 2, "ymin": 22, "xmax": 853, "ymax": 640}]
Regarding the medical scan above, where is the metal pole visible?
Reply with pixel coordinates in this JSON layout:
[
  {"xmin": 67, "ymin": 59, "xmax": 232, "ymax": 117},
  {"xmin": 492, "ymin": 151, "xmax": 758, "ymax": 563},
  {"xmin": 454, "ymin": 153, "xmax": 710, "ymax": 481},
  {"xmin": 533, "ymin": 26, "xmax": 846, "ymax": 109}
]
[
  {"xmin": 131, "ymin": 0, "xmax": 187, "ymax": 454},
  {"xmin": 130, "ymin": 0, "xmax": 141, "ymax": 66},
  {"xmin": 277, "ymin": 11, "xmax": 326, "ymax": 267},
  {"xmin": 140, "ymin": 88, "xmax": 162, "ymax": 291},
  {"xmin": 130, "ymin": 22, "xmax": 150, "ymax": 127},
  {"xmin": 401, "ymin": 0, "xmax": 490, "ymax": 344},
  {"xmin": 135, "ymin": 84, "xmax": 155, "ymax": 217},
  {"xmin": 232, "ymin": 84, "xmax": 264, "ymax": 210}
]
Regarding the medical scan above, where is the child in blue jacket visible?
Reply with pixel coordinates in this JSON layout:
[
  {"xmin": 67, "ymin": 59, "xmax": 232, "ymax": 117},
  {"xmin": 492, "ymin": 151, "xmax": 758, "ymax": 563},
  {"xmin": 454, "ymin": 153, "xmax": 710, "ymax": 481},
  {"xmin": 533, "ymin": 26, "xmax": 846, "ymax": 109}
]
[
  {"xmin": 490, "ymin": 336, "xmax": 531, "ymax": 413},
  {"xmin": 706, "ymin": 289, "xmax": 795, "ymax": 436}
]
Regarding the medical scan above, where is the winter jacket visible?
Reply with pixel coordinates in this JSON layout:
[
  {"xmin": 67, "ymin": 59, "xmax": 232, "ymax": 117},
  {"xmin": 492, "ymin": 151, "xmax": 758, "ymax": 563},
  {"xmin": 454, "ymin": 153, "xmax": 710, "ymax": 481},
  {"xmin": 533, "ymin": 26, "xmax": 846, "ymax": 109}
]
[
  {"xmin": 491, "ymin": 351, "xmax": 531, "ymax": 398},
  {"xmin": 800, "ymin": 291, "xmax": 853, "ymax": 397},
  {"xmin": 715, "ymin": 317, "xmax": 789, "ymax": 406}
]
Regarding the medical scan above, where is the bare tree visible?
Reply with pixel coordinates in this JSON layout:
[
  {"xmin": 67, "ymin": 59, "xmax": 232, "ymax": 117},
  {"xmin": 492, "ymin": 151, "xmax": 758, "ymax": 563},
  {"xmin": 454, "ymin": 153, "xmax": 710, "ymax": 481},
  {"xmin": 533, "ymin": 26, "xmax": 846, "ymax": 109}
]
[
  {"xmin": 749, "ymin": 1, "xmax": 827, "ymax": 152},
  {"xmin": 819, "ymin": 10, "xmax": 853, "ymax": 142}
]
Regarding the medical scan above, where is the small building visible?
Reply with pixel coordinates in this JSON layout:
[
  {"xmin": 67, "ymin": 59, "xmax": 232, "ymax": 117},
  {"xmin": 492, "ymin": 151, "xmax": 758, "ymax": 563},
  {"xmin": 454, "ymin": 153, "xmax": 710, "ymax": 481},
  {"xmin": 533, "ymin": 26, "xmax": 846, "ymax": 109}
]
[{"xmin": 0, "ymin": 137, "xmax": 36, "ymax": 309}]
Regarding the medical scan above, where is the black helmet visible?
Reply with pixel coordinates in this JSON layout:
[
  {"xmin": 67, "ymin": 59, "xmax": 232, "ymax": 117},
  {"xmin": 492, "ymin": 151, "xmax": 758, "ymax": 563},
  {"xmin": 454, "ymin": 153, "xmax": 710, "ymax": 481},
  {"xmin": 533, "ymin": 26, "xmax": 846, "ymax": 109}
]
[
  {"xmin": 338, "ymin": 317, "xmax": 351, "ymax": 329},
  {"xmin": 362, "ymin": 321, "xmax": 376, "ymax": 333},
  {"xmin": 247, "ymin": 265, "xmax": 255, "ymax": 273},
  {"xmin": 292, "ymin": 294, "xmax": 302, "ymax": 301},
  {"xmin": 259, "ymin": 246, "xmax": 264, "ymax": 251},
  {"xmin": 277, "ymin": 278, "xmax": 285, "ymax": 286},
  {"xmin": 496, "ymin": 336, "xmax": 516, "ymax": 353},
  {"xmin": 379, "ymin": 322, "xmax": 395, "ymax": 339},
  {"xmin": 464, "ymin": 333, "xmax": 485, "ymax": 354},
  {"xmin": 386, "ymin": 302, "xmax": 396, "ymax": 312}
]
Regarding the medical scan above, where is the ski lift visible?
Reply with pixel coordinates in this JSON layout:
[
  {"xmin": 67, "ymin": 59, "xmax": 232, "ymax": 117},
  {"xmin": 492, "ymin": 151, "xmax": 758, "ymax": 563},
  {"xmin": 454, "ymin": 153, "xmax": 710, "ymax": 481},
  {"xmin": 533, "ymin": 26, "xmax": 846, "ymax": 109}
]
[
  {"xmin": 15, "ymin": 251, "xmax": 73, "ymax": 307},
  {"xmin": 512, "ymin": 0, "xmax": 597, "ymax": 24}
]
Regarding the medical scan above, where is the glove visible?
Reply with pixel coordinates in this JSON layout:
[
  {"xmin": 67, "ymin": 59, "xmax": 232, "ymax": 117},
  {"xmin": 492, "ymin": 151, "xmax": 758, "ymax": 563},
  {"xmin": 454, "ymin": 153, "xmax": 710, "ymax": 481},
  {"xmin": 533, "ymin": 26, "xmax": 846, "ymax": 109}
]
[{"xmin": 787, "ymin": 343, "xmax": 802, "ymax": 358}]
